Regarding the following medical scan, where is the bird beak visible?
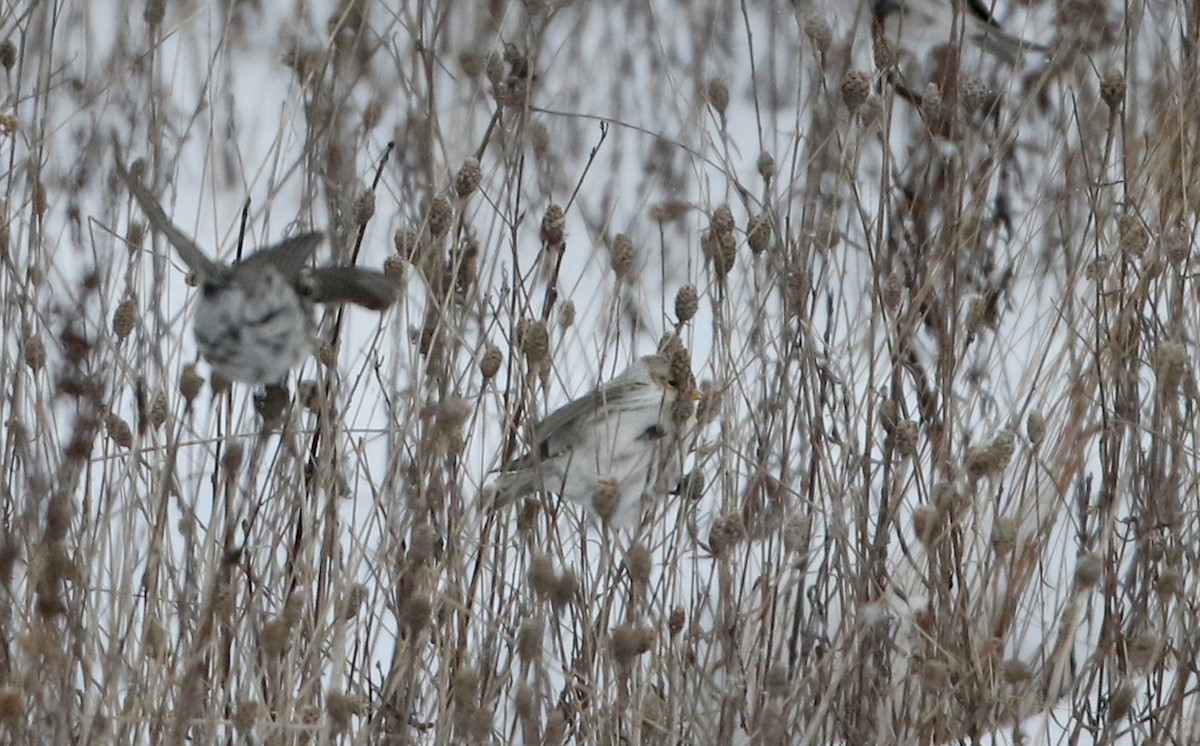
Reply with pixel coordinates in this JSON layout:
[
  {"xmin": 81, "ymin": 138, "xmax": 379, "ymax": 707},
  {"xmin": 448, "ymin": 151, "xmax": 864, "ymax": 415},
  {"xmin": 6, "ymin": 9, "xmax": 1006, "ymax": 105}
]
[{"xmin": 688, "ymin": 387, "xmax": 701, "ymax": 401}]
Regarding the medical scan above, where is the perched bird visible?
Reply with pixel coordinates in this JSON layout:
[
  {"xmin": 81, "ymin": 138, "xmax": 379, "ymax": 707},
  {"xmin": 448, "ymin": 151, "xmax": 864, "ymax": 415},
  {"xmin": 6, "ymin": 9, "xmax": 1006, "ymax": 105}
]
[
  {"xmin": 495, "ymin": 355, "xmax": 699, "ymax": 527},
  {"xmin": 873, "ymin": 0, "xmax": 1047, "ymax": 66},
  {"xmin": 115, "ymin": 155, "xmax": 399, "ymax": 384}
]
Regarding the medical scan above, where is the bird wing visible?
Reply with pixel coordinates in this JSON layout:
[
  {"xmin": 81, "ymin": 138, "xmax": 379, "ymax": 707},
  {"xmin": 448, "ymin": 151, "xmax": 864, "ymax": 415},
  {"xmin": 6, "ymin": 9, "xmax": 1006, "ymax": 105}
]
[
  {"xmin": 965, "ymin": 0, "xmax": 1002, "ymax": 29},
  {"xmin": 304, "ymin": 267, "xmax": 399, "ymax": 310},
  {"xmin": 114, "ymin": 156, "xmax": 226, "ymax": 279},
  {"xmin": 236, "ymin": 232, "xmax": 322, "ymax": 280}
]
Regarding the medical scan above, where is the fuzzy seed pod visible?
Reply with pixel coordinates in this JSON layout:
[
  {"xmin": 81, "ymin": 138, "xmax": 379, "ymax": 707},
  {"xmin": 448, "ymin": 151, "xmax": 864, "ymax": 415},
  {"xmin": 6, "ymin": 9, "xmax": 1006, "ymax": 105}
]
[
  {"xmin": 518, "ymin": 617, "xmax": 544, "ymax": 662},
  {"xmin": 455, "ymin": 157, "xmax": 482, "ymax": 198},
  {"xmin": 147, "ymin": 390, "xmax": 168, "ymax": 429},
  {"xmin": 427, "ymin": 197, "xmax": 452, "ymax": 238},
  {"xmin": 23, "ymin": 335, "xmax": 45, "ymax": 372},
  {"xmin": 222, "ymin": 440, "xmax": 244, "ymax": 476},
  {"xmin": 711, "ymin": 204, "xmax": 735, "ymax": 236},
  {"xmin": 623, "ymin": 542, "xmax": 652, "ymax": 585},
  {"xmin": 912, "ymin": 505, "xmax": 941, "ymax": 545},
  {"xmin": 480, "ymin": 345, "xmax": 502, "ymax": 380},
  {"xmin": 675, "ymin": 284, "xmax": 698, "ymax": 322},
  {"xmin": 992, "ymin": 517, "xmax": 1017, "ymax": 555},
  {"xmin": 961, "ymin": 77, "xmax": 990, "ymax": 114},
  {"xmin": 1026, "ymin": 411, "xmax": 1046, "ymax": 446},
  {"xmin": 179, "ymin": 364, "xmax": 203, "ymax": 402},
  {"xmin": 550, "ymin": 569, "xmax": 577, "ymax": 607},
  {"xmin": 354, "ymin": 189, "xmax": 375, "ymax": 226},
  {"xmin": 668, "ymin": 606, "xmax": 685, "ymax": 636},
  {"xmin": 1001, "ymin": 659, "xmax": 1032, "ymax": 684},
  {"xmin": 126, "ymin": 222, "xmax": 145, "ymax": 252},
  {"xmin": 1100, "ymin": 69, "xmax": 1125, "ymax": 109},
  {"xmin": 540, "ymin": 204, "xmax": 565, "ymax": 247},
  {"xmin": 484, "ymin": 50, "xmax": 505, "ymax": 86},
  {"xmin": 592, "ymin": 479, "xmax": 621, "ymax": 523},
  {"xmin": 459, "ymin": 49, "xmax": 484, "ymax": 78},
  {"xmin": 610, "ymin": 624, "xmax": 654, "ymax": 666},
  {"xmin": 746, "ymin": 214, "xmax": 770, "ymax": 254},
  {"xmin": 529, "ymin": 120, "xmax": 550, "ymax": 157},
  {"xmin": 1074, "ymin": 553, "xmax": 1103, "ymax": 588},
  {"xmin": 873, "ymin": 32, "xmax": 898, "ymax": 69},
  {"xmin": 402, "ymin": 593, "xmax": 432, "ymax": 633},
  {"xmin": 1107, "ymin": 681, "xmax": 1135, "ymax": 722},
  {"xmin": 558, "ymin": 300, "xmax": 575, "ymax": 329},
  {"xmin": 1118, "ymin": 213, "xmax": 1148, "ymax": 257},
  {"xmin": 841, "ymin": 70, "xmax": 870, "ymax": 110},
  {"xmin": 709, "ymin": 513, "xmax": 746, "ymax": 557},
  {"xmin": 105, "ymin": 414, "xmax": 133, "ymax": 449},
  {"xmin": 144, "ymin": 0, "xmax": 165, "ymax": 27},
  {"xmin": 517, "ymin": 320, "xmax": 550, "ymax": 363},
  {"xmin": 609, "ymin": 233, "xmax": 636, "ymax": 281},
  {"xmin": 528, "ymin": 554, "xmax": 557, "ymax": 598},
  {"xmin": 0, "ymin": 41, "xmax": 15, "ymax": 71},
  {"xmin": 757, "ymin": 152, "xmax": 775, "ymax": 181},
  {"xmin": 113, "ymin": 299, "xmax": 136, "ymax": 339},
  {"xmin": 707, "ymin": 78, "xmax": 729, "ymax": 115},
  {"xmin": 259, "ymin": 618, "xmax": 291, "ymax": 657},
  {"xmin": 802, "ymin": 9, "xmax": 832, "ymax": 56}
]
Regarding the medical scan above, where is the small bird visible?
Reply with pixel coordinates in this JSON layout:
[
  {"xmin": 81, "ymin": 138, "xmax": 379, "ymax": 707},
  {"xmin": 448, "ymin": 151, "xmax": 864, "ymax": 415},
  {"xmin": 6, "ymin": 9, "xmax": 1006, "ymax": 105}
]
[
  {"xmin": 494, "ymin": 355, "xmax": 699, "ymax": 527},
  {"xmin": 873, "ymin": 0, "xmax": 1047, "ymax": 66},
  {"xmin": 115, "ymin": 155, "xmax": 399, "ymax": 384}
]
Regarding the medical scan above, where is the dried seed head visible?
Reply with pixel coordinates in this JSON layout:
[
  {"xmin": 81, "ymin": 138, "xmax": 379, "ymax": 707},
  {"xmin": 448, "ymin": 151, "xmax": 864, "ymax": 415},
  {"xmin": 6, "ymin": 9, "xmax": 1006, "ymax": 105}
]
[
  {"xmin": 809, "ymin": 209, "xmax": 841, "ymax": 251},
  {"xmin": 1074, "ymin": 552, "xmax": 1103, "ymax": 588},
  {"xmin": 528, "ymin": 554, "xmax": 557, "ymax": 598},
  {"xmin": 711, "ymin": 203, "xmax": 735, "ymax": 236},
  {"xmin": 551, "ymin": 569, "xmax": 577, "ymax": 607},
  {"xmin": 517, "ymin": 319, "xmax": 550, "ymax": 363},
  {"xmin": 610, "ymin": 624, "xmax": 654, "ymax": 666},
  {"xmin": 558, "ymin": 300, "xmax": 575, "ymax": 329},
  {"xmin": 1026, "ymin": 411, "xmax": 1046, "ymax": 446},
  {"xmin": 1164, "ymin": 227, "xmax": 1191, "ymax": 264},
  {"xmin": 105, "ymin": 414, "xmax": 133, "ymax": 449},
  {"xmin": 1118, "ymin": 213, "xmax": 1148, "ymax": 257},
  {"xmin": 222, "ymin": 440, "xmax": 244, "ymax": 476},
  {"xmin": 326, "ymin": 691, "xmax": 360, "ymax": 731},
  {"xmin": 540, "ymin": 204, "xmax": 565, "ymax": 247},
  {"xmin": 841, "ymin": 70, "xmax": 870, "ymax": 110},
  {"xmin": 668, "ymin": 606, "xmax": 685, "ymax": 636},
  {"xmin": 707, "ymin": 78, "xmax": 729, "ymax": 115},
  {"xmin": 873, "ymin": 32, "xmax": 898, "ymax": 69},
  {"xmin": 623, "ymin": 542, "xmax": 652, "ymax": 585},
  {"xmin": 147, "ymin": 390, "xmax": 168, "ymax": 429},
  {"xmin": 459, "ymin": 49, "xmax": 484, "ymax": 78},
  {"xmin": 480, "ymin": 345, "xmax": 502, "ymax": 380},
  {"xmin": 354, "ymin": 188, "xmax": 375, "ymax": 226},
  {"xmin": 383, "ymin": 254, "xmax": 405, "ymax": 279},
  {"xmin": 709, "ymin": 513, "xmax": 746, "ymax": 558},
  {"xmin": 434, "ymin": 396, "xmax": 470, "ymax": 438},
  {"xmin": 23, "ymin": 335, "xmax": 45, "ymax": 372},
  {"xmin": 393, "ymin": 227, "xmax": 420, "ymax": 261},
  {"xmin": 1107, "ymin": 681, "xmax": 1136, "ymax": 722},
  {"xmin": 610, "ymin": 233, "xmax": 636, "ymax": 281},
  {"xmin": 592, "ymin": 479, "xmax": 621, "ymax": 523},
  {"xmin": 144, "ymin": 0, "xmax": 165, "ymax": 27},
  {"xmin": 113, "ymin": 299, "xmax": 136, "ymax": 339},
  {"xmin": 961, "ymin": 77, "xmax": 990, "ymax": 114},
  {"xmin": 893, "ymin": 420, "xmax": 919, "ymax": 456},
  {"xmin": 1126, "ymin": 633, "xmax": 1162, "ymax": 671},
  {"xmin": 1154, "ymin": 341, "xmax": 1188, "ymax": 394},
  {"xmin": 1100, "ymin": 68, "xmax": 1125, "ymax": 109},
  {"xmin": 757, "ymin": 151, "xmax": 775, "ymax": 181},
  {"xmin": 427, "ymin": 196, "xmax": 452, "ymax": 238},
  {"xmin": 529, "ymin": 120, "xmax": 550, "ymax": 157},
  {"xmin": 401, "ymin": 593, "xmax": 432, "ymax": 633},
  {"xmin": 455, "ymin": 157, "xmax": 482, "ymax": 198},
  {"xmin": 484, "ymin": 50, "xmax": 505, "ymax": 85},
  {"xmin": 1001, "ymin": 659, "xmax": 1032, "ymax": 684},
  {"xmin": 0, "ymin": 41, "xmax": 15, "ymax": 72},
  {"xmin": 802, "ymin": 9, "xmax": 833, "ymax": 55},
  {"xmin": 675, "ymin": 284, "xmax": 699, "ymax": 323},
  {"xmin": 517, "ymin": 617, "xmax": 544, "ymax": 662},
  {"xmin": 746, "ymin": 214, "xmax": 770, "ymax": 254},
  {"xmin": 912, "ymin": 505, "xmax": 941, "ymax": 545},
  {"xmin": 179, "ymin": 364, "xmax": 203, "ymax": 402},
  {"xmin": 259, "ymin": 618, "xmax": 292, "ymax": 657}
]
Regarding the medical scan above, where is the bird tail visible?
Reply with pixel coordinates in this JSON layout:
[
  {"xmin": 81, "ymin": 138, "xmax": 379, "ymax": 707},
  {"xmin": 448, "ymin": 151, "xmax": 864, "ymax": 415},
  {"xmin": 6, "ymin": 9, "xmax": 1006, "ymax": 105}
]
[
  {"xmin": 305, "ymin": 268, "xmax": 399, "ymax": 311},
  {"xmin": 492, "ymin": 469, "xmax": 538, "ymax": 508}
]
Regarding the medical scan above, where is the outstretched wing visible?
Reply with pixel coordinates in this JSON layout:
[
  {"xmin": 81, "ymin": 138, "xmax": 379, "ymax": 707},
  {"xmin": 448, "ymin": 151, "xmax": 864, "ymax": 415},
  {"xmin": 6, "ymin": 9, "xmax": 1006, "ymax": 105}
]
[
  {"xmin": 304, "ymin": 266, "xmax": 399, "ymax": 310},
  {"xmin": 235, "ymin": 232, "xmax": 322, "ymax": 281},
  {"xmin": 114, "ymin": 155, "xmax": 226, "ymax": 279}
]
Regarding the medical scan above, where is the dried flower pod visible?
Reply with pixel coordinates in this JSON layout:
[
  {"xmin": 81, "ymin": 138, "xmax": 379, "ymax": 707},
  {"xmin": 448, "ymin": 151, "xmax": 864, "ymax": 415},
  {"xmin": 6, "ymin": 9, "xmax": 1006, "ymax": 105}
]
[
  {"xmin": 517, "ymin": 319, "xmax": 550, "ymax": 363},
  {"xmin": 592, "ymin": 479, "xmax": 620, "ymax": 523},
  {"xmin": 711, "ymin": 203, "xmax": 735, "ymax": 236},
  {"xmin": 624, "ymin": 542, "xmax": 652, "ymax": 584},
  {"xmin": 354, "ymin": 189, "xmax": 375, "ymax": 226},
  {"xmin": 757, "ymin": 151, "xmax": 775, "ymax": 181},
  {"xmin": 709, "ymin": 513, "xmax": 746, "ymax": 557},
  {"xmin": 746, "ymin": 214, "xmax": 770, "ymax": 254},
  {"xmin": 1074, "ymin": 553, "xmax": 1103, "ymax": 588},
  {"xmin": 675, "ymin": 284, "xmax": 698, "ymax": 322},
  {"xmin": 609, "ymin": 233, "xmax": 636, "ymax": 281},
  {"xmin": 610, "ymin": 624, "xmax": 654, "ymax": 666},
  {"xmin": 707, "ymin": 78, "xmax": 729, "ymax": 115},
  {"xmin": 480, "ymin": 345, "xmax": 502, "ymax": 380},
  {"xmin": 1100, "ymin": 68, "xmax": 1125, "ymax": 109},
  {"xmin": 427, "ymin": 196, "xmax": 452, "ymax": 238},
  {"xmin": 105, "ymin": 414, "xmax": 133, "ymax": 449},
  {"xmin": 0, "ymin": 41, "xmax": 15, "ymax": 71},
  {"xmin": 113, "ymin": 299, "xmax": 136, "ymax": 339},
  {"xmin": 802, "ymin": 9, "xmax": 832, "ymax": 55},
  {"xmin": 179, "ymin": 364, "xmax": 204, "ymax": 402},
  {"xmin": 147, "ymin": 390, "xmax": 168, "ymax": 429},
  {"xmin": 841, "ymin": 70, "xmax": 870, "ymax": 110},
  {"xmin": 540, "ymin": 204, "xmax": 565, "ymax": 247},
  {"xmin": 455, "ymin": 157, "xmax": 482, "ymax": 198},
  {"xmin": 912, "ymin": 505, "xmax": 941, "ymax": 545},
  {"xmin": 23, "ymin": 335, "xmax": 45, "ymax": 371},
  {"xmin": 558, "ymin": 300, "xmax": 575, "ymax": 329},
  {"xmin": 222, "ymin": 440, "xmax": 244, "ymax": 475}
]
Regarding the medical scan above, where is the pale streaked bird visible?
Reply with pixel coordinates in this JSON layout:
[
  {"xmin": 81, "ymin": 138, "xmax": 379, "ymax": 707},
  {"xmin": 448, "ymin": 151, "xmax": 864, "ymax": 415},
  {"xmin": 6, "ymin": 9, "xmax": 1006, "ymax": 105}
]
[
  {"xmin": 115, "ymin": 153, "xmax": 399, "ymax": 384},
  {"xmin": 494, "ymin": 355, "xmax": 699, "ymax": 527},
  {"xmin": 873, "ymin": 0, "xmax": 1048, "ymax": 66}
]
